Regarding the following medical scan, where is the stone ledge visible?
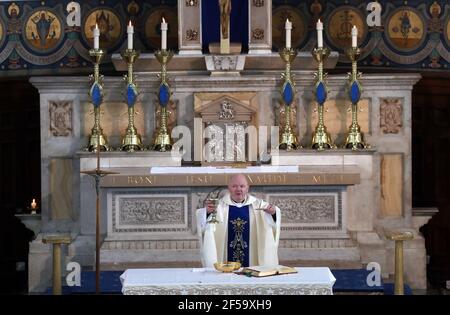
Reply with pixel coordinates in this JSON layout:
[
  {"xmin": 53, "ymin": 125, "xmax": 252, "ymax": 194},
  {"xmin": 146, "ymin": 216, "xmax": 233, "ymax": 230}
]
[
  {"xmin": 111, "ymin": 52, "xmax": 339, "ymax": 72},
  {"xmin": 77, "ymin": 151, "xmax": 182, "ymax": 170},
  {"xmin": 279, "ymin": 247, "xmax": 361, "ymax": 261},
  {"xmin": 100, "ymin": 249, "xmax": 201, "ymax": 264},
  {"xmin": 280, "ymin": 259, "xmax": 363, "ymax": 269},
  {"xmin": 101, "ymin": 261, "xmax": 202, "ymax": 270},
  {"xmin": 101, "ymin": 240, "xmax": 200, "ymax": 250},
  {"xmin": 279, "ymin": 238, "xmax": 355, "ymax": 249},
  {"xmin": 99, "ymin": 238, "xmax": 357, "ymax": 251}
]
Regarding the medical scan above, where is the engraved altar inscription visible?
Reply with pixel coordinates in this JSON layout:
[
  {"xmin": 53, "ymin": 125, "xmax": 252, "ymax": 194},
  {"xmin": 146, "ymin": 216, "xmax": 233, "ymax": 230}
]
[
  {"xmin": 102, "ymin": 172, "xmax": 359, "ymax": 187},
  {"xmin": 186, "ymin": 175, "xmax": 214, "ymax": 185},
  {"xmin": 246, "ymin": 174, "xmax": 287, "ymax": 185},
  {"xmin": 127, "ymin": 176, "xmax": 156, "ymax": 185}
]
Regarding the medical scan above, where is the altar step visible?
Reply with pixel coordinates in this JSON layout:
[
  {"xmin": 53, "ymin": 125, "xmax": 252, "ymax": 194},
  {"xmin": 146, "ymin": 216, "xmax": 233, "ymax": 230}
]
[
  {"xmin": 100, "ymin": 259, "xmax": 362, "ymax": 271},
  {"xmin": 99, "ymin": 238, "xmax": 361, "ymax": 266},
  {"xmin": 101, "ymin": 261, "xmax": 201, "ymax": 271},
  {"xmin": 279, "ymin": 260, "xmax": 363, "ymax": 269}
]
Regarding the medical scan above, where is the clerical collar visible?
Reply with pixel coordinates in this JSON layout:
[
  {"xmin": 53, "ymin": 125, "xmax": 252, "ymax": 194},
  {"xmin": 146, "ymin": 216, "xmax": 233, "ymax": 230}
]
[{"xmin": 230, "ymin": 196, "xmax": 247, "ymax": 207}]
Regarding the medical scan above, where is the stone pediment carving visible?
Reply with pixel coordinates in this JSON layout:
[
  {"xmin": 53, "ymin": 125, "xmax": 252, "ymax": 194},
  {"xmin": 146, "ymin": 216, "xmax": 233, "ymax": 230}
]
[{"xmin": 197, "ymin": 95, "xmax": 256, "ymax": 123}]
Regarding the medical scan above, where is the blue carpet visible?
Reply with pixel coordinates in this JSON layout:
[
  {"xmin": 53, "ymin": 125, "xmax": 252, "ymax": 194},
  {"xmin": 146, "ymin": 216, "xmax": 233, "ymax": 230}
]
[
  {"xmin": 45, "ymin": 269, "xmax": 411, "ymax": 295},
  {"xmin": 45, "ymin": 271, "xmax": 123, "ymax": 294},
  {"xmin": 382, "ymin": 283, "xmax": 413, "ymax": 295},
  {"xmin": 331, "ymin": 269, "xmax": 384, "ymax": 293}
]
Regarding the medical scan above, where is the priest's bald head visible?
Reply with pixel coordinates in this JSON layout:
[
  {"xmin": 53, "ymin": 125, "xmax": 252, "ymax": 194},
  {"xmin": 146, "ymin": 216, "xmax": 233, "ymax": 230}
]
[{"xmin": 227, "ymin": 174, "xmax": 249, "ymax": 203}]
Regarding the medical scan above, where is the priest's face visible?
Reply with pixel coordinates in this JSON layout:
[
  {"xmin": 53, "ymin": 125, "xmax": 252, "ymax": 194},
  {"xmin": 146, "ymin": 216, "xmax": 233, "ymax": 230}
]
[{"xmin": 228, "ymin": 175, "xmax": 249, "ymax": 202}]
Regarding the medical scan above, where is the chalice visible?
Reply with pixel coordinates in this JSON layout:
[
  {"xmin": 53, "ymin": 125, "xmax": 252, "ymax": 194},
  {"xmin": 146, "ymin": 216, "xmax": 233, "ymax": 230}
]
[{"xmin": 207, "ymin": 198, "xmax": 220, "ymax": 224}]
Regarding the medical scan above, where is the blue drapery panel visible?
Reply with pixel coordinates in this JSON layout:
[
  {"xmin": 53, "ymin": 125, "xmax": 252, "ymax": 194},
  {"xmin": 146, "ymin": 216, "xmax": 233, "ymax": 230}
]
[
  {"xmin": 201, "ymin": 0, "xmax": 249, "ymax": 52},
  {"xmin": 227, "ymin": 205, "xmax": 250, "ymax": 267}
]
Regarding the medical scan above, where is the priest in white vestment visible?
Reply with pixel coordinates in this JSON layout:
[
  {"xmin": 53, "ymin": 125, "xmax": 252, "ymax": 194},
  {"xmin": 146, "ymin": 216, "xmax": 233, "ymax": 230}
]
[{"xmin": 196, "ymin": 174, "xmax": 281, "ymax": 268}]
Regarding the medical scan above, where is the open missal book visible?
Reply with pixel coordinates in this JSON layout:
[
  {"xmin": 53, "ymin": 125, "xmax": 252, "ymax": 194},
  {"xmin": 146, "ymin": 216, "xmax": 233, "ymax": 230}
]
[{"xmin": 242, "ymin": 265, "xmax": 297, "ymax": 277}]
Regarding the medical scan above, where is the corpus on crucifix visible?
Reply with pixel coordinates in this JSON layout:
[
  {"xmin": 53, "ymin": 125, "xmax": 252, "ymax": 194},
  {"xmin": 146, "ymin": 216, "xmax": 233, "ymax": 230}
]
[{"xmin": 219, "ymin": 0, "xmax": 231, "ymax": 54}]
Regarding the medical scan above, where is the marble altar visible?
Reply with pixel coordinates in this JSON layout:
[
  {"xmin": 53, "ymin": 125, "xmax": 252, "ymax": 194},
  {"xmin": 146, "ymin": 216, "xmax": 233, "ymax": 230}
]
[{"xmin": 28, "ymin": 70, "xmax": 426, "ymax": 292}]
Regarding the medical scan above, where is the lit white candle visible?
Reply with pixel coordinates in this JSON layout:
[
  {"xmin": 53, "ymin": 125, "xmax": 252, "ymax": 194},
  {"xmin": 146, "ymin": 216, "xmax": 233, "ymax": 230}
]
[
  {"xmin": 316, "ymin": 19, "xmax": 323, "ymax": 48},
  {"xmin": 285, "ymin": 19, "xmax": 292, "ymax": 49},
  {"xmin": 351, "ymin": 25, "xmax": 358, "ymax": 48},
  {"xmin": 93, "ymin": 23, "xmax": 100, "ymax": 50},
  {"xmin": 161, "ymin": 18, "xmax": 168, "ymax": 50},
  {"xmin": 127, "ymin": 21, "xmax": 134, "ymax": 50}
]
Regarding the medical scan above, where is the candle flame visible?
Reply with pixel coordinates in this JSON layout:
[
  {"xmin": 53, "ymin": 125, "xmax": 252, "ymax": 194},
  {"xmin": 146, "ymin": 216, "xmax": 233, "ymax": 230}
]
[
  {"xmin": 95, "ymin": 23, "xmax": 98, "ymax": 29},
  {"xmin": 162, "ymin": 17, "xmax": 166, "ymax": 23},
  {"xmin": 129, "ymin": 20, "xmax": 132, "ymax": 27}
]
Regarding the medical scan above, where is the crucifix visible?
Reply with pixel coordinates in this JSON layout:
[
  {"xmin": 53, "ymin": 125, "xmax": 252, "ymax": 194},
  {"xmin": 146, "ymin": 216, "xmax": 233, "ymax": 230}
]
[
  {"xmin": 219, "ymin": 0, "xmax": 231, "ymax": 54},
  {"xmin": 81, "ymin": 134, "xmax": 118, "ymax": 294}
]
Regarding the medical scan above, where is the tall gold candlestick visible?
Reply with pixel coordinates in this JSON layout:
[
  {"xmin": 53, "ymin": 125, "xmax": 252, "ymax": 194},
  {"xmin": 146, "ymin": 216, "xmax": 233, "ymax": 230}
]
[
  {"xmin": 311, "ymin": 47, "xmax": 334, "ymax": 150},
  {"xmin": 86, "ymin": 49, "xmax": 110, "ymax": 152},
  {"xmin": 152, "ymin": 49, "xmax": 174, "ymax": 152},
  {"xmin": 278, "ymin": 48, "xmax": 300, "ymax": 150},
  {"xmin": 344, "ymin": 47, "xmax": 370, "ymax": 150},
  {"xmin": 120, "ymin": 49, "xmax": 143, "ymax": 152}
]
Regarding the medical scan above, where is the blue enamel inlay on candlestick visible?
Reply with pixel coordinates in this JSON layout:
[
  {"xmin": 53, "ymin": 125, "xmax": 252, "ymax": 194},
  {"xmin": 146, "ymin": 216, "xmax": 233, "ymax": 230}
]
[
  {"xmin": 350, "ymin": 81, "xmax": 361, "ymax": 104},
  {"xmin": 316, "ymin": 81, "xmax": 327, "ymax": 105},
  {"xmin": 282, "ymin": 81, "xmax": 294, "ymax": 106},
  {"xmin": 158, "ymin": 83, "xmax": 170, "ymax": 106},
  {"xmin": 126, "ymin": 84, "xmax": 138, "ymax": 107},
  {"xmin": 91, "ymin": 83, "xmax": 102, "ymax": 107}
]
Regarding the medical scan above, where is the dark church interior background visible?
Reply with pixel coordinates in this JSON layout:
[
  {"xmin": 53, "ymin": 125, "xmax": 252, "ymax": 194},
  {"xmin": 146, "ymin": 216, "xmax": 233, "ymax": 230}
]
[{"xmin": 0, "ymin": 0, "xmax": 449, "ymax": 294}]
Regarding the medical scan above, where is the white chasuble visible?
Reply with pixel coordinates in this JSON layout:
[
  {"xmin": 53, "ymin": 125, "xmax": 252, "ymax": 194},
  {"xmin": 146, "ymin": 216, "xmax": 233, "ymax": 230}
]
[{"xmin": 196, "ymin": 193, "xmax": 281, "ymax": 267}]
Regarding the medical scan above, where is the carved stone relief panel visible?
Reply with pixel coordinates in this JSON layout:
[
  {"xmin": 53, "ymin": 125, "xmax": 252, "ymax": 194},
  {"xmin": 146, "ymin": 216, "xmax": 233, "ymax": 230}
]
[
  {"xmin": 119, "ymin": 197, "xmax": 184, "ymax": 225},
  {"xmin": 253, "ymin": 0, "xmax": 264, "ymax": 7},
  {"xmin": 185, "ymin": 0, "xmax": 197, "ymax": 6},
  {"xmin": 49, "ymin": 101, "xmax": 72, "ymax": 137},
  {"xmin": 185, "ymin": 29, "xmax": 199, "ymax": 41},
  {"xmin": 112, "ymin": 190, "xmax": 190, "ymax": 233},
  {"xmin": 213, "ymin": 55, "xmax": 238, "ymax": 71},
  {"xmin": 380, "ymin": 98, "xmax": 403, "ymax": 134},
  {"xmin": 267, "ymin": 190, "xmax": 342, "ymax": 231},
  {"xmin": 252, "ymin": 28, "xmax": 264, "ymax": 40}
]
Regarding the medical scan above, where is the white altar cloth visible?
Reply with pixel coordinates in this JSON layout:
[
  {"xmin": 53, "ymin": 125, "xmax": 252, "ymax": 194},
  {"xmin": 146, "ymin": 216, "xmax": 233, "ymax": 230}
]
[
  {"xmin": 150, "ymin": 165, "xmax": 299, "ymax": 174},
  {"xmin": 120, "ymin": 267, "xmax": 336, "ymax": 295}
]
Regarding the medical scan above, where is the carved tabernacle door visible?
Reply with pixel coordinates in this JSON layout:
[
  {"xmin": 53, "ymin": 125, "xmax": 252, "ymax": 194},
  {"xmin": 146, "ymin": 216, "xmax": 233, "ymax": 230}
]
[{"xmin": 194, "ymin": 93, "xmax": 258, "ymax": 165}]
